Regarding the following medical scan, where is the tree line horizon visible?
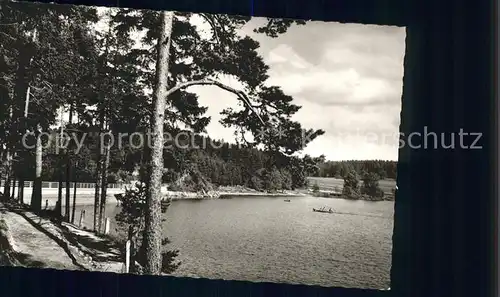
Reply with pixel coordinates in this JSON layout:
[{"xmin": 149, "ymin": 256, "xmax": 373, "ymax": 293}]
[{"xmin": 6, "ymin": 128, "xmax": 399, "ymax": 186}]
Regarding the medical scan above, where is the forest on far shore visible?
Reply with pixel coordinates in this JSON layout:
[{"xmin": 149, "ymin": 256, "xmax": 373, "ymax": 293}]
[{"xmin": 314, "ymin": 159, "xmax": 397, "ymax": 180}]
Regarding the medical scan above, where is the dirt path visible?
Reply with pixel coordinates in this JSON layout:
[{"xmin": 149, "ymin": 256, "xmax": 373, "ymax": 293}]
[
  {"xmin": 0, "ymin": 207, "xmax": 80, "ymax": 270},
  {"xmin": 60, "ymin": 223, "xmax": 124, "ymax": 273}
]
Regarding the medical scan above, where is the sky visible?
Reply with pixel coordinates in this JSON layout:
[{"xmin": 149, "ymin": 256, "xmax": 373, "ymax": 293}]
[
  {"xmin": 67, "ymin": 8, "xmax": 406, "ymax": 162},
  {"xmin": 190, "ymin": 17, "xmax": 406, "ymax": 161}
]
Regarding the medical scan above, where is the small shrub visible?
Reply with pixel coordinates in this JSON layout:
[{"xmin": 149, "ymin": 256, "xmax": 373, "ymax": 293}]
[
  {"xmin": 342, "ymin": 170, "xmax": 361, "ymax": 199},
  {"xmin": 115, "ymin": 182, "xmax": 181, "ymax": 274},
  {"xmin": 361, "ymin": 172, "xmax": 384, "ymax": 199}
]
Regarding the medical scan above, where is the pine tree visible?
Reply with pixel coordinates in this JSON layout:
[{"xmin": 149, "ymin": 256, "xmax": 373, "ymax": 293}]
[{"xmin": 342, "ymin": 170, "xmax": 360, "ymax": 199}]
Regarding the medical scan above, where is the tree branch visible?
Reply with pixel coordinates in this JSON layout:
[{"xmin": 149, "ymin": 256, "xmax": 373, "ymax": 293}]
[
  {"xmin": 199, "ymin": 14, "xmax": 219, "ymax": 43},
  {"xmin": 28, "ymin": 83, "xmax": 51, "ymax": 93},
  {"xmin": 166, "ymin": 79, "xmax": 265, "ymax": 125},
  {"xmin": 0, "ymin": 31, "xmax": 16, "ymax": 41},
  {"xmin": 238, "ymin": 127, "xmax": 253, "ymax": 146},
  {"xmin": 213, "ymin": 15, "xmax": 230, "ymax": 40}
]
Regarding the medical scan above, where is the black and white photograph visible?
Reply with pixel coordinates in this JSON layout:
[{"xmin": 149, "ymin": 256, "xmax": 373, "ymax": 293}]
[{"xmin": 0, "ymin": 2, "xmax": 404, "ymax": 290}]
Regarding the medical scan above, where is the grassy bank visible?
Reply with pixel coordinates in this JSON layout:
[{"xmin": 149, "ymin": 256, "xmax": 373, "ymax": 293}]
[
  {"xmin": 307, "ymin": 177, "xmax": 397, "ymax": 194},
  {"xmin": 0, "ymin": 219, "xmax": 19, "ymax": 266},
  {"xmin": 307, "ymin": 177, "xmax": 397, "ymax": 201},
  {"xmin": 310, "ymin": 191, "xmax": 395, "ymax": 201}
]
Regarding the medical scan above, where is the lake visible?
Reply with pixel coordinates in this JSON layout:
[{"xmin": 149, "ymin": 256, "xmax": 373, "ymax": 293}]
[{"xmin": 74, "ymin": 195, "xmax": 394, "ymax": 289}]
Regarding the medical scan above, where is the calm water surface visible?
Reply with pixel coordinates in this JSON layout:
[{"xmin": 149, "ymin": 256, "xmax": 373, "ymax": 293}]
[{"xmin": 76, "ymin": 196, "xmax": 394, "ymax": 289}]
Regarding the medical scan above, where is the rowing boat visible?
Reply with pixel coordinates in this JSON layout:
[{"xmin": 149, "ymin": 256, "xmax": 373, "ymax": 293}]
[{"xmin": 312, "ymin": 208, "xmax": 333, "ymax": 214}]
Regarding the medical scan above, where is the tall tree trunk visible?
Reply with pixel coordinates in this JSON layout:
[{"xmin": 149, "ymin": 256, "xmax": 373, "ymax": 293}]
[
  {"xmin": 71, "ymin": 111, "xmax": 79, "ymax": 224},
  {"xmin": 3, "ymin": 100, "xmax": 13, "ymax": 200},
  {"xmin": 4, "ymin": 153, "xmax": 11, "ymax": 199},
  {"xmin": 64, "ymin": 162, "xmax": 71, "ymax": 221},
  {"xmin": 143, "ymin": 11, "xmax": 174, "ymax": 275},
  {"xmin": 4, "ymin": 103, "xmax": 14, "ymax": 201},
  {"xmin": 93, "ymin": 14, "xmax": 113, "ymax": 232},
  {"xmin": 56, "ymin": 158, "xmax": 63, "ymax": 216},
  {"xmin": 0, "ymin": 149, "xmax": 4, "ymax": 188},
  {"xmin": 93, "ymin": 161, "xmax": 102, "ymax": 231},
  {"xmin": 30, "ymin": 124, "xmax": 42, "ymax": 211},
  {"xmin": 18, "ymin": 85, "xmax": 30, "ymax": 205},
  {"xmin": 94, "ymin": 163, "xmax": 102, "ymax": 232},
  {"xmin": 71, "ymin": 171, "xmax": 77, "ymax": 224},
  {"xmin": 64, "ymin": 104, "xmax": 74, "ymax": 221},
  {"xmin": 11, "ymin": 176, "xmax": 15, "ymax": 199},
  {"xmin": 27, "ymin": 28, "xmax": 41, "ymax": 211},
  {"xmin": 57, "ymin": 107, "xmax": 65, "ymax": 217},
  {"xmin": 93, "ymin": 108, "xmax": 105, "ymax": 232},
  {"xmin": 18, "ymin": 178, "xmax": 24, "ymax": 204},
  {"xmin": 9, "ymin": 46, "xmax": 31, "ymax": 202},
  {"xmin": 98, "ymin": 119, "xmax": 110, "ymax": 233}
]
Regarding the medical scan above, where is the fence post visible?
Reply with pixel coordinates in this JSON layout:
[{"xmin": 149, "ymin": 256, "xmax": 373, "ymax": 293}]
[
  {"xmin": 125, "ymin": 240, "xmax": 131, "ymax": 273},
  {"xmin": 104, "ymin": 217, "xmax": 110, "ymax": 234},
  {"xmin": 79, "ymin": 210, "xmax": 85, "ymax": 228}
]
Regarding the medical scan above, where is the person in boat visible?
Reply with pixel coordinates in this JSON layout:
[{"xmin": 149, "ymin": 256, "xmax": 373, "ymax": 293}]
[{"xmin": 329, "ymin": 208, "xmax": 332, "ymax": 212}]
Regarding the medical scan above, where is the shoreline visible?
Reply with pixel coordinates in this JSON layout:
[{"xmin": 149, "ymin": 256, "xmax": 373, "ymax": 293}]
[
  {"xmin": 162, "ymin": 188, "xmax": 308, "ymax": 201},
  {"xmin": 37, "ymin": 189, "xmax": 393, "ymax": 208},
  {"xmin": 218, "ymin": 191, "xmax": 306, "ymax": 199},
  {"xmin": 29, "ymin": 184, "xmax": 395, "ymax": 207},
  {"xmin": 38, "ymin": 188, "xmax": 308, "ymax": 207}
]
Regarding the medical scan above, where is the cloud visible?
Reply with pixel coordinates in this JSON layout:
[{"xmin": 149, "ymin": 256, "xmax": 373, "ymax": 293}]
[
  {"xmin": 265, "ymin": 44, "xmax": 311, "ymax": 69},
  {"xmin": 267, "ymin": 68, "xmax": 401, "ymax": 107},
  {"xmin": 194, "ymin": 17, "xmax": 405, "ymax": 161}
]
